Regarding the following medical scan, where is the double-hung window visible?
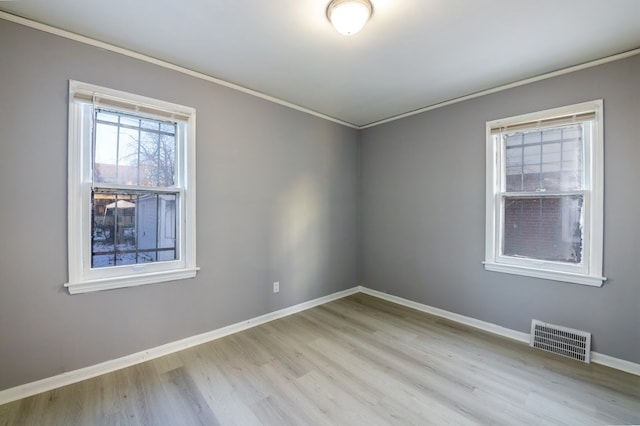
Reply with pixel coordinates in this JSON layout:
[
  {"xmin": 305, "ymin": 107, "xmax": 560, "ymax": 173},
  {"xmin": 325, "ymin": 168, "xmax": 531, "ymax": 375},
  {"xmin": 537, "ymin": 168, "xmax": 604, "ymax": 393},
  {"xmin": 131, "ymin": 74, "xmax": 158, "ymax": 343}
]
[
  {"xmin": 66, "ymin": 81, "xmax": 198, "ymax": 294},
  {"xmin": 484, "ymin": 100, "xmax": 605, "ymax": 286}
]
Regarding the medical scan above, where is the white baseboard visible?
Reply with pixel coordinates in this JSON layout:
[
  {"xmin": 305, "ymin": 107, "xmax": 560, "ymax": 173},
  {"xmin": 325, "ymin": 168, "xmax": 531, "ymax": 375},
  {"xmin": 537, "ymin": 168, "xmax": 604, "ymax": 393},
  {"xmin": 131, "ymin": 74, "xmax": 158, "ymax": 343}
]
[
  {"xmin": 358, "ymin": 286, "xmax": 640, "ymax": 377},
  {"xmin": 358, "ymin": 287, "xmax": 530, "ymax": 343},
  {"xmin": 2, "ymin": 285, "xmax": 638, "ymax": 406},
  {"xmin": 590, "ymin": 352, "xmax": 640, "ymax": 376},
  {"xmin": 0, "ymin": 286, "xmax": 360, "ymax": 406}
]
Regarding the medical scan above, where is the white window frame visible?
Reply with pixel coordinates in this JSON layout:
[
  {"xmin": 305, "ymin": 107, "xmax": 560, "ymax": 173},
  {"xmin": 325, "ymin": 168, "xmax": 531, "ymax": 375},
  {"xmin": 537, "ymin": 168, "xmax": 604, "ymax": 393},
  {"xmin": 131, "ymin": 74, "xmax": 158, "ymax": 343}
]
[
  {"xmin": 484, "ymin": 100, "xmax": 605, "ymax": 287},
  {"xmin": 65, "ymin": 80, "xmax": 198, "ymax": 294}
]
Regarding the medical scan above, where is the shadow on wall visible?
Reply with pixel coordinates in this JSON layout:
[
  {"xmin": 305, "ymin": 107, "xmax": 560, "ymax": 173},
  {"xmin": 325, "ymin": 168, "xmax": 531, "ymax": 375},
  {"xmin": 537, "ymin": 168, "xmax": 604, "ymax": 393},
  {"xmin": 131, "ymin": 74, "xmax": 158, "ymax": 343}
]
[{"xmin": 274, "ymin": 175, "xmax": 327, "ymax": 299}]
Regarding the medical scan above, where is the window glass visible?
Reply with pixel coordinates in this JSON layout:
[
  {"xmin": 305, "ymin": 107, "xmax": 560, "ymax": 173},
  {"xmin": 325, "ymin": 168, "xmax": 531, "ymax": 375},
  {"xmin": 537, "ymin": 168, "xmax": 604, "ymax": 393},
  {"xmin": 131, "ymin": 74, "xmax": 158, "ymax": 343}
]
[
  {"xmin": 503, "ymin": 124, "xmax": 584, "ymax": 192},
  {"xmin": 502, "ymin": 195, "xmax": 583, "ymax": 264},
  {"xmin": 94, "ymin": 109, "xmax": 176, "ymax": 187},
  {"xmin": 91, "ymin": 192, "xmax": 177, "ymax": 268}
]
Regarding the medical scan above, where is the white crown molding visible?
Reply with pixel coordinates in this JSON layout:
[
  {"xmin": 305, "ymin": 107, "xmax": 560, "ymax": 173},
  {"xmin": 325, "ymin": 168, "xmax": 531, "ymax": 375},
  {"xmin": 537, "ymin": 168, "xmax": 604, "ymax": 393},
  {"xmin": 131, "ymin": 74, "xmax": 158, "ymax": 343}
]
[
  {"xmin": 0, "ymin": 11, "xmax": 359, "ymax": 130},
  {"xmin": 2, "ymin": 11, "xmax": 639, "ymax": 131},
  {"xmin": 359, "ymin": 48, "xmax": 640, "ymax": 129}
]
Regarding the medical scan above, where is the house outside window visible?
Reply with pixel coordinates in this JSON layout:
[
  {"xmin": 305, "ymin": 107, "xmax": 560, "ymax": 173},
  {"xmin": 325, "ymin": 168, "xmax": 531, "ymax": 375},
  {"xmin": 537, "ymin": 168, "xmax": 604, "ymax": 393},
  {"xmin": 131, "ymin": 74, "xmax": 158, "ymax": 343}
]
[
  {"xmin": 484, "ymin": 100, "xmax": 605, "ymax": 286},
  {"xmin": 66, "ymin": 81, "xmax": 198, "ymax": 294}
]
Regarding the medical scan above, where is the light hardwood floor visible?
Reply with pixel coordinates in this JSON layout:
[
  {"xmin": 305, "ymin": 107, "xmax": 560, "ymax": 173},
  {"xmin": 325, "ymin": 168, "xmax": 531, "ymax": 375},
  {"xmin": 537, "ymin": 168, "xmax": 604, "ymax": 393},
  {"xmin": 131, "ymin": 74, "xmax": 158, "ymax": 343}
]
[{"xmin": 1, "ymin": 293, "xmax": 639, "ymax": 425}]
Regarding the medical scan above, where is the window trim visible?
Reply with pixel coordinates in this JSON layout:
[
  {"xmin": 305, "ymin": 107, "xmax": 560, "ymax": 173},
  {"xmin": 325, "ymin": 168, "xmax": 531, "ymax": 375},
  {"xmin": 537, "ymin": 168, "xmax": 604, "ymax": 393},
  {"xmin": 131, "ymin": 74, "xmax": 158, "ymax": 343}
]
[
  {"xmin": 483, "ymin": 100, "xmax": 605, "ymax": 287},
  {"xmin": 65, "ymin": 80, "xmax": 198, "ymax": 294}
]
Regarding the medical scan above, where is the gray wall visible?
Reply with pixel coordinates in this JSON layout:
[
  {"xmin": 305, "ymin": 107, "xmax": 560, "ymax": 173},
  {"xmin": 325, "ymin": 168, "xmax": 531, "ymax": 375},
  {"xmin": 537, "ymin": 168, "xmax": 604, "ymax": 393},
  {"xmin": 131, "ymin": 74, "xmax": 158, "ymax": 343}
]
[
  {"xmin": 361, "ymin": 54, "xmax": 640, "ymax": 364},
  {"xmin": 1, "ymin": 16, "xmax": 639, "ymax": 393},
  {"xmin": 0, "ymin": 19, "xmax": 359, "ymax": 391}
]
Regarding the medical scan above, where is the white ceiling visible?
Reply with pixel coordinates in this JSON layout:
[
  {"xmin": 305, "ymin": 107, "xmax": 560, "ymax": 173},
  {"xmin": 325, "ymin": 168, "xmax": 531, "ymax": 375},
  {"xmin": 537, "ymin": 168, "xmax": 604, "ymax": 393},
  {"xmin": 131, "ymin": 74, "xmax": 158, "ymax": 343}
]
[{"xmin": 2, "ymin": 0, "xmax": 640, "ymax": 127}]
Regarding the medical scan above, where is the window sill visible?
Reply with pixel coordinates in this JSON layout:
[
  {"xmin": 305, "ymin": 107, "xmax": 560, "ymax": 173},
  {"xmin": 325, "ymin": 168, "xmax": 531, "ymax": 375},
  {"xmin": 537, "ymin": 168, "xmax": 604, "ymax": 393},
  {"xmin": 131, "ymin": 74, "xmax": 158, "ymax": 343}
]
[
  {"xmin": 64, "ymin": 267, "xmax": 199, "ymax": 294},
  {"xmin": 482, "ymin": 262, "xmax": 605, "ymax": 287}
]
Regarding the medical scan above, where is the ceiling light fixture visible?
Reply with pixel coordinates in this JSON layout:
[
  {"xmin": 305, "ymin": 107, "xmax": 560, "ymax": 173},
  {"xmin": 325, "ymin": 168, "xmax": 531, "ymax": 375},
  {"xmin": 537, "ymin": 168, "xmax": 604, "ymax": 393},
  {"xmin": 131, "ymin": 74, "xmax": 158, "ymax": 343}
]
[{"xmin": 327, "ymin": 0, "xmax": 372, "ymax": 36}]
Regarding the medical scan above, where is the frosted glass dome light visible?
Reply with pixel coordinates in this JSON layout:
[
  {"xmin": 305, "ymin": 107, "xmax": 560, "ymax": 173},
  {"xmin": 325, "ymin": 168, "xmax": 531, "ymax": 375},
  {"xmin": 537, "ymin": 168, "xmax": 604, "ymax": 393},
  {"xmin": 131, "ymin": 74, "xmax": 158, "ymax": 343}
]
[{"xmin": 327, "ymin": 0, "xmax": 372, "ymax": 36}]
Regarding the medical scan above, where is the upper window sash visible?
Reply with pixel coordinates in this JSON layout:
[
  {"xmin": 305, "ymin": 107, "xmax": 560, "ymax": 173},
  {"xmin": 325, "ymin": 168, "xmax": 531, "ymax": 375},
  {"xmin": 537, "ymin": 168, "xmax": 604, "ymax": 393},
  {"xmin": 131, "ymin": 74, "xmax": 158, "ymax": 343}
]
[
  {"xmin": 90, "ymin": 107, "xmax": 184, "ymax": 190},
  {"xmin": 500, "ymin": 122, "xmax": 587, "ymax": 193}
]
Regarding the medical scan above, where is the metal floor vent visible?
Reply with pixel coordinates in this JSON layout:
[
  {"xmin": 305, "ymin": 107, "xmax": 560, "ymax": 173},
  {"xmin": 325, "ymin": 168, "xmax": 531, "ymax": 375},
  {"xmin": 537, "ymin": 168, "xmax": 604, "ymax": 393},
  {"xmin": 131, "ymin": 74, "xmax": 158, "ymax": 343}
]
[{"xmin": 530, "ymin": 320, "xmax": 591, "ymax": 363}]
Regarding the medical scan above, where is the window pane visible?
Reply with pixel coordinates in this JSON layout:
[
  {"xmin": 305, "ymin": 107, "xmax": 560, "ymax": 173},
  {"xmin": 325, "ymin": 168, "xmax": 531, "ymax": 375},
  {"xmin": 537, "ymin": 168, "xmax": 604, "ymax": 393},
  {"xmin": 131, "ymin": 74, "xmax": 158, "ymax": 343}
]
[
  {"xmin": 118, "ymin": 126, "xmax": 141, "ymax": 185},
  {"xmin": 137, "ymin": 131, "xmax": 176, "ymax": 187},
  {"xmin": 502, "ymin": 195, "xmax": 583, "ymax": 264},
  {"xmin": 140, "ymin": 118, "xmax": 159, "ymax": 130},
  {"xmin": 137, "ymin": 251, "xmax": 157, "ymax": 264},
  {"xmin": 91, "ymin": 192, "xmax": 178, "ymax": 268},
  {"xmin": 96, "ymin": 110, "xmax": 118, "ymax": 123},
  {"xmin": 94, "ymin": 121, "xmax": 119, "ymax": 183},
  {"xmin": 158, "ymin": 250, "xmax": 176, "ymax": 262},
  {"xmin": 93, "ymin": 109, "xmax": 176, "ymax": 187},
  {"xmin": 504, "ymin": 124, "xmax": 584, "ymax": 192}
]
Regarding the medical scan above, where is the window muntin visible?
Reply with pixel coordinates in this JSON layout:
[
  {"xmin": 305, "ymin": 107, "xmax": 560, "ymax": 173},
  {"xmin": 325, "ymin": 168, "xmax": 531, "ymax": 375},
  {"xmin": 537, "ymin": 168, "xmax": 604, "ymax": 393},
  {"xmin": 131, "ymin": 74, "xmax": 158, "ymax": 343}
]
[
  {"xmin": 66, "ymin": 81, "xmax": 197, "ymax": 294},
  {"xmin": 90, "ymin": 108, "xmax": 179, "ymax": 269},
  {"xmin": 94, "ymin": 109, "xmax": 177, "ymax": 187},
  {"xmin": 504, "ymin": 124, "xmax": 584, "ymax": 193},
  {"xmin": 500, "ymin": 123, "xmax": 586, "ymax": 266},
  {"xmin": 484, "ymin": 101, "xmax": 605, "ymax": 286},
  {"xmin": 91, "ymin": 191, "xmax": 177, "ymax": 268}
]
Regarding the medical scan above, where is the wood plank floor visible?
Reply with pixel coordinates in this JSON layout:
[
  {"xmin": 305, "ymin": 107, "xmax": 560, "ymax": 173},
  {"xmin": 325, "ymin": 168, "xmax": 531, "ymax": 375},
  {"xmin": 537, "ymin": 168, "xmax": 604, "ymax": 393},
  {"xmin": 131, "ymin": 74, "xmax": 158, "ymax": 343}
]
[{"xmin": 1, "ymin": 293, "xmax": 639, "ymax": 425}]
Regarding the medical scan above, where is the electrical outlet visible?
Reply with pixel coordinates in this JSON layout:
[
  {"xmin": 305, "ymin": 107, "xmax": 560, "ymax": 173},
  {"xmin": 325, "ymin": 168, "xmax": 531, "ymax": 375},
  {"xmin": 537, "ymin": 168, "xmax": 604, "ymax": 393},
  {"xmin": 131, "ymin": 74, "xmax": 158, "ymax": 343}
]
[{"xmin": 273, "ymin": 281, "xmax": 280, "ymax": 293}]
